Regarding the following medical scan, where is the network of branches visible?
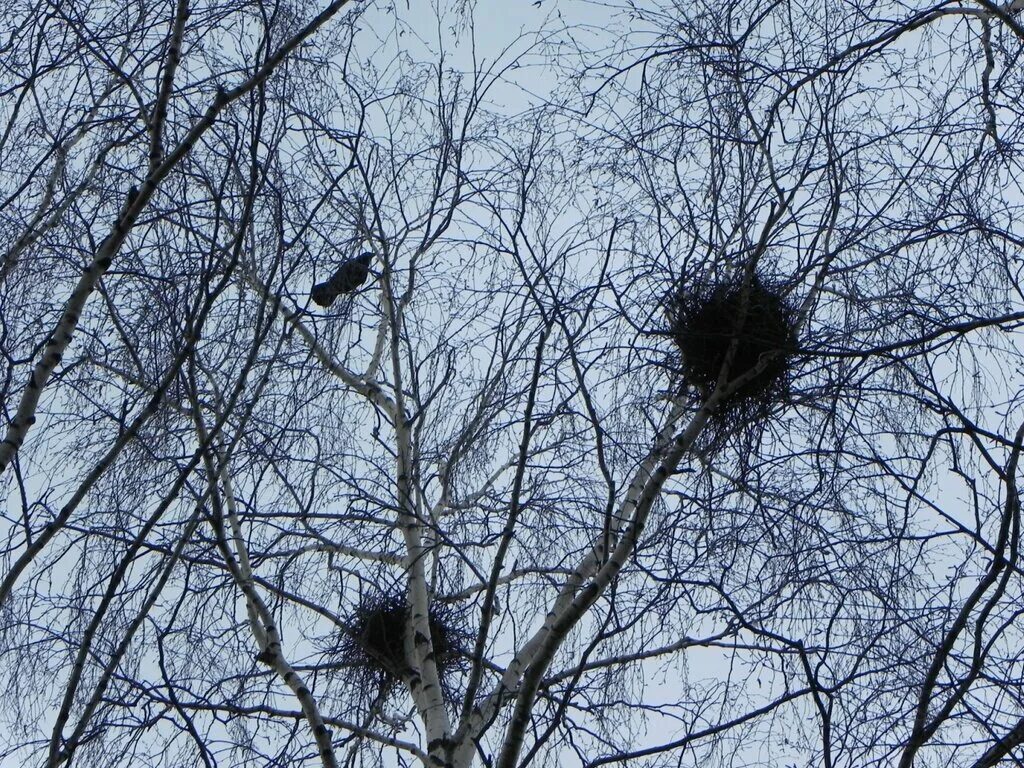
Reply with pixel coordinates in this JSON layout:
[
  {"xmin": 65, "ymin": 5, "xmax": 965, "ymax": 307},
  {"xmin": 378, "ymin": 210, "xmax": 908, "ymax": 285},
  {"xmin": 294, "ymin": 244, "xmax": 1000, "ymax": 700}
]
[{"xmin": 1, "ymin": 1, "xmax": 1024, "ymax": 768}]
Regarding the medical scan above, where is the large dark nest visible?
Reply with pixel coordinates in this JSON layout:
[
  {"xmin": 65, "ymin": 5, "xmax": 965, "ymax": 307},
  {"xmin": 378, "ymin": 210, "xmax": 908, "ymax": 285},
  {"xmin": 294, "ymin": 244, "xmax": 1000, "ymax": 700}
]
[
  {"xmin": 337, "ymin": 593, "xmax": 467, "ymax": 708},
  {"xmin": 668, "ymin": 273, "xmax": 798, "ymax": 417}
]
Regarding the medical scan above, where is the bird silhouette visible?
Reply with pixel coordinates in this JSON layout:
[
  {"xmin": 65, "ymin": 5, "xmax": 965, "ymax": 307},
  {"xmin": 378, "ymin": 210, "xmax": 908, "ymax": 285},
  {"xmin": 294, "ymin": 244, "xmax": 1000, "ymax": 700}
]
[{"xmin": 311, "ymin": 252, "xmax": 374, "ymax": 307}]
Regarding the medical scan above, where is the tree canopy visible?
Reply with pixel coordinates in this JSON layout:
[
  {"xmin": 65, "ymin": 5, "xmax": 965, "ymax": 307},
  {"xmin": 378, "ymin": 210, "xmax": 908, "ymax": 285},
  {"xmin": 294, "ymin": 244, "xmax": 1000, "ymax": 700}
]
[{"xmin": 3, "ymin": 1, "xmax": 1024, "ymax": 766}]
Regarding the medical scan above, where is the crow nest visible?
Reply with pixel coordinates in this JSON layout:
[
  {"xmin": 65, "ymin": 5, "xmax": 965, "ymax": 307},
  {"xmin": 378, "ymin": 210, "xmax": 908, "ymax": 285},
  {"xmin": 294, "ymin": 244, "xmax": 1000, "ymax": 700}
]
[
  {"xmin": 337, "ymin": 592, "xmax": 468, "ymax": 709},
  {"xmin": 666, "ymin": 272, "xmax": 798, "ymax": 423}
]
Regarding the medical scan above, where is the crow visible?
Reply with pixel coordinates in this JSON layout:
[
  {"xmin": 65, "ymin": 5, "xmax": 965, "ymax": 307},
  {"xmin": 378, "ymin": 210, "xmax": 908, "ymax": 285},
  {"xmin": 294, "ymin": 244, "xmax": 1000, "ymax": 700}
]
[{"xmin": 311, "ymin": 252, "xmax": 374, "ymax": 307}]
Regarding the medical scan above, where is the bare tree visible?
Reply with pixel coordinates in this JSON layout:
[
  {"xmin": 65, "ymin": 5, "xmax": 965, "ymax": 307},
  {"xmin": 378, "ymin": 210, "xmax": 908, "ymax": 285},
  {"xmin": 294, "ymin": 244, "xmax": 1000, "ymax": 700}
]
[{"xmin": 4, "ymin": 1, "xmax": 1024, "ymax": 767}]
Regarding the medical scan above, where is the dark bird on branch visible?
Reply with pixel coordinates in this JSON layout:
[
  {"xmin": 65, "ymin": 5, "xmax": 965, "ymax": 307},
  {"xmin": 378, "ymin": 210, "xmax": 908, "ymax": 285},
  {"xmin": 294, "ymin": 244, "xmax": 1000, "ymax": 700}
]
[{"xmin": 311, "ymin": 251, "xmax": 374, "ymax": 307}]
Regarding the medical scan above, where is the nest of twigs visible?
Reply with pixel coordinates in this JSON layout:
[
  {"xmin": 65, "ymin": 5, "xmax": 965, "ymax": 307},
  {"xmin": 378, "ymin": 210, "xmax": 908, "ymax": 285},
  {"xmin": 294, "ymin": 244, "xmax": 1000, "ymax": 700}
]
[
  {"xmin": 667, "ymin": 272, "xmax": 798, "ymax": 418},
  {"xmin": 337, "ymin": 592, "xmax": 467, "ymax": 706}
]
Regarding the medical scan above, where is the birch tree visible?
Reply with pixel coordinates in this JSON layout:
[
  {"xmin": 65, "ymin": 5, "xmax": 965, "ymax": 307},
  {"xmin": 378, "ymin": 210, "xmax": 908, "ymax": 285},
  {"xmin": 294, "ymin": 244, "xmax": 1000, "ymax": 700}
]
[{"xmin": 4, "ymin": 1, "xmax": 1024, "ymax": 767}]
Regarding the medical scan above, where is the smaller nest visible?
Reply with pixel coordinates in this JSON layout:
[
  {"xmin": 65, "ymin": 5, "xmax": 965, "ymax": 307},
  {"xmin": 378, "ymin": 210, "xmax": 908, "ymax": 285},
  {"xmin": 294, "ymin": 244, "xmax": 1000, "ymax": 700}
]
[
  {"xmin": 337, "ymin": 593, "xmax": 466, "ymax": 707},
  {"xmin": 668, "ymin": 273, "xmax": 798, "ymax": 415}
]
